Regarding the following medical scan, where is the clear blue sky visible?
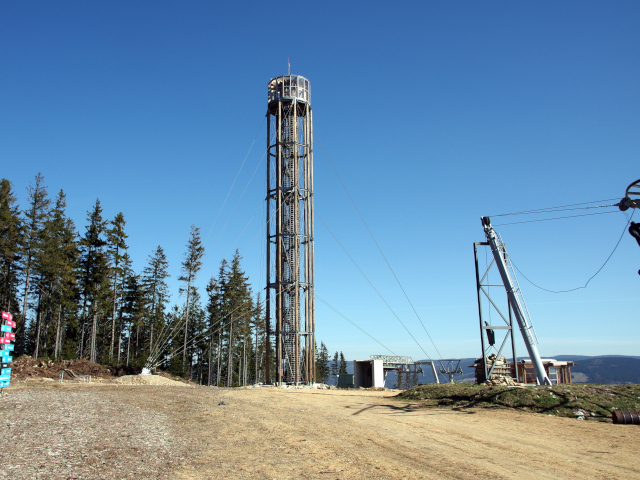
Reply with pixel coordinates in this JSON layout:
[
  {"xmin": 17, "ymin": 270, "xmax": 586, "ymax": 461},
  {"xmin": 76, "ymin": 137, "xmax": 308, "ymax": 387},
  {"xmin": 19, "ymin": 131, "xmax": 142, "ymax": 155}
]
[{"xmin": 1, "ymin": 2, "xmax": 638, "ymax": 361}]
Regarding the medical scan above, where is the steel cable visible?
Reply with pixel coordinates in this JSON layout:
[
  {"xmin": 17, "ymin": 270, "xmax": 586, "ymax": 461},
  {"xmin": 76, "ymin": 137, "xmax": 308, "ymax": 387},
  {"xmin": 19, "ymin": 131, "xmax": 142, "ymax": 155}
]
[
  {"xmin": 316, "ymin": 136, "xmax": 443, "ymax": 362},
  {"xmin": 508, "ymin": 210, "xmax": 634, "ymax": 293}
]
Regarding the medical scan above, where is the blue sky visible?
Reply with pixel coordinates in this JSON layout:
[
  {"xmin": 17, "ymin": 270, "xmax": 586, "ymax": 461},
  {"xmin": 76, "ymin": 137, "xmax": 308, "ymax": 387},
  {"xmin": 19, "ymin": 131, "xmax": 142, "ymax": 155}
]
[{"xmin": 1, "ymin": 2, "xmax": 638, "ymax": 361}]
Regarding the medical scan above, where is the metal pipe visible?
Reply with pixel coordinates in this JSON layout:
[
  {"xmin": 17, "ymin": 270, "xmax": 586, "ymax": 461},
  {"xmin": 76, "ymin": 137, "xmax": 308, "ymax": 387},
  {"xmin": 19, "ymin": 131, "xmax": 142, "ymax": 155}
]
[{"xmin": 481, "ymin": 217, "xmax": 551, "ymax": 385}]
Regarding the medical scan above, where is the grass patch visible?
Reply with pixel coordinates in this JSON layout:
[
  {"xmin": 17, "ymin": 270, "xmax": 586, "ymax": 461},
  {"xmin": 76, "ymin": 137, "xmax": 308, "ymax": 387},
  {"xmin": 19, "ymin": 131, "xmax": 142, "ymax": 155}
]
[{"xmin": 397, "ymin": 383, "xmax": 640, "ymax": 420}]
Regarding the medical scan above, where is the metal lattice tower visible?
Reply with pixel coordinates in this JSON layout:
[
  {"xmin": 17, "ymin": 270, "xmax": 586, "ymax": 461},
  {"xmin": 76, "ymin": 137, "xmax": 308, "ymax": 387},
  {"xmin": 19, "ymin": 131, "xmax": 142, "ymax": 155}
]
[{"xmin": 265, "ymin": 74, "xmax": 315, "ymax": 385}]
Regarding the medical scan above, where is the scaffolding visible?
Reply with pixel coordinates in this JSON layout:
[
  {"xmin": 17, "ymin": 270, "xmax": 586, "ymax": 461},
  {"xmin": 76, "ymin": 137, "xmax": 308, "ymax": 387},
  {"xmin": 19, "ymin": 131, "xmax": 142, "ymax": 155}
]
[{"xmin": 266, "ymin": 75, "xmax": 315, "ymax": 385}]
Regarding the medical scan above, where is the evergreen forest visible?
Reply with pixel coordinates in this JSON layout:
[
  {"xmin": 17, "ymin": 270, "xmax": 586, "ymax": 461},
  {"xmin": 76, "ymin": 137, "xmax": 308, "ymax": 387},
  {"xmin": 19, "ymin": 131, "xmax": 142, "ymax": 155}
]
[{"xmin": 0, "ymin": 174, "xmax": 340, "ymax": 386}]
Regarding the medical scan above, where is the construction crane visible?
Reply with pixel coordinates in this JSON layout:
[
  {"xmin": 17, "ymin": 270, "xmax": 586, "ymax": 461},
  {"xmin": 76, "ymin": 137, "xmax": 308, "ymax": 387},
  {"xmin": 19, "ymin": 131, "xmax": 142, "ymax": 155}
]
[
  {"xmin": 618, "ymin": 178, "xmax": 640, "ymax": 274},
  {"xmin": 481, "ymin": 217, "xmax": 552, "ymax": 385}
]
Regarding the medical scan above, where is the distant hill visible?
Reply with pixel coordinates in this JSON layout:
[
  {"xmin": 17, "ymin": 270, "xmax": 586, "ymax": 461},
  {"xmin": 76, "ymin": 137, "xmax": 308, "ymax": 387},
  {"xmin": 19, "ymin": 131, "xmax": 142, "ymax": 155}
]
[
  {"xmin": 361, "ymin": 355, "xmax": 640, "ymax": 387},
  {"xmin": 553, "ymin": 354, "xmax": 640, "ymax": 361},
  {"xmin": 569, "ymin": 357, "xmax": 640, "ymax": 384}
]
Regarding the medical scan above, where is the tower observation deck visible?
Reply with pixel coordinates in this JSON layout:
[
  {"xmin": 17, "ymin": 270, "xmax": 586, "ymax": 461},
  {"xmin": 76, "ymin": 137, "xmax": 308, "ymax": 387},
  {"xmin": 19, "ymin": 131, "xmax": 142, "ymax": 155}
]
[{"xmin": 266, "ymin": 74, "xmax": 315, "ymax": 385}]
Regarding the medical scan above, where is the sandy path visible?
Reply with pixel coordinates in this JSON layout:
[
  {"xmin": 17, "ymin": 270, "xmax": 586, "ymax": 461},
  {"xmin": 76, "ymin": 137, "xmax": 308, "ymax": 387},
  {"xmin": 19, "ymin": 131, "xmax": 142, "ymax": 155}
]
[
  {"xmin": 1, "ymin": 383, "xmax": 638, "ymax": 479},
  {"xmin": 177, "ymin": 388, "xmax": 640, "ymax": 480}
]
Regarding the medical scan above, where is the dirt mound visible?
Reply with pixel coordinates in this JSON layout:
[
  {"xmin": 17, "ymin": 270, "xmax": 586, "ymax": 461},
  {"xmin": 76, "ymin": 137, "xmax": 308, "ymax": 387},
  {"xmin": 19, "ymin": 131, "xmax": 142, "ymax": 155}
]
[
  {"xmin": 115, "ymin": 374, "xmax": 191, "ymax": 386},
  {"xmin": 11, "ymin": 356, "xmax": 114, "ymax": 380},
  {"xmin": 10, "ymin": 355, "xmax": 188, "ymax": 385}
]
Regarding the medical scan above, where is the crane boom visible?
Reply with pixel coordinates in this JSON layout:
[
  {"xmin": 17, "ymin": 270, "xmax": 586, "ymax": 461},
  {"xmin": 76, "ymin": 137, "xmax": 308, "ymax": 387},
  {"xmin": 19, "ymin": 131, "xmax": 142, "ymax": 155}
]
[{"xmin": 481, "ymin": 217, "xmax": 551, "ymax": 385}]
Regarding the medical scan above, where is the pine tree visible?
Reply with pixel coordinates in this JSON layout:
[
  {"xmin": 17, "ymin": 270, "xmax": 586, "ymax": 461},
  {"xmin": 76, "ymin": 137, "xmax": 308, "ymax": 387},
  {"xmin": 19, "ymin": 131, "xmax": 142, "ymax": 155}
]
[
  {"xmin": 18, "ymin": 173, "xmax": 50, "ymax": 355},
  {"xmin": 106, "ymin": 212, "xmax": 128, "ymax": 361},
  {"xmin": 252, "ymin": 293, "xmax": 266, "ymax": 384},
  {"xmin": 122, "ymin": 272, "xmax": 144, "ymax": 365},
  {"xmin": 142, "ymin": 245, "xmax": 170, "ymax": 358},
  {"xmin": 179, "ymin": 225, "xmax": 204, "ymax": 370},
  {"xmin": 116, "ymin": 252, "xmax": 132, "ymax": 362},
  {"xmin": 331, "ymin": 351, "xmax": 339, "ymax": 383},
  {"xmin": 183, "ymin": 286, "xmax": 206, "ymax": 381},
  {"xmin": 79, "ymin": 199, "xmax": 109, "ymax": 362},
  {"xmin": 35, "ymin": 190, "xmax": 78, "ymax": 359},
  {"xmin": 210, "ymin": 260, "xmax": 228, "ymax": 386},
  {"xmin": 205, "ymin": 264, "xmax": 228, "ymax": 385},
  {"xmin": 315, "ymin": 342, "xmax": 330, "ymax": 384},
  {"xmin": 222, "ymin": 251, "xmax": 253, "ymax": 387},
  {"xmin": 0, "ymin": 178, "xmax": 23, "ymax": 315},
  {"xmin": 339, "ymin": 351, "xmax": 348, "ymax": 375}
]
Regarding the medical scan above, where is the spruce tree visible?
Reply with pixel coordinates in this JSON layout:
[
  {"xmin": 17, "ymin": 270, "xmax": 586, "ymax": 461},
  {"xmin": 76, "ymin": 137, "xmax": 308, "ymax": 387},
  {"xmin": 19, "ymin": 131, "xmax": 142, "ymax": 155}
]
[
  {"xmin": 116, "ymin": 252, "xmax": 132, "ymax": 362},
  {"xmin": 183, "ymin": 286, "xmax": 206, "ymax": 380},
  {"xmin": 122, "ymin": 272, "xmax": 144, "ymax": 365},
  {"xmin": 0, "ymin": 179, "xmax": 23, "ymax": 314},
  {"xmin": 224, "ymin": 251, "xmax": 253, "ymax": 387},
  {"xmin": 211, "ymin": 260, "xmax": 228, "ymax": 385},
  {"xmin": 205, "ymin": 264, "xmax": 231, "ymax": 385},
  {"xmin": 79, "ymin": 199, "xmax": 109, "ymax": 362},
  {"xmin": 142, "ymin": 245, "xmax": 170, "ymax": 358},
  {"xmin": 106, "ymin": 212, "xmax": 128, "ymax": 361},
  {"xmin": 179, "ymin": 225, "xmax": 204, "ymax": 370},
  {"xmin": 252, "ymin": 293, "xmax": 266, "ymax": 384},
  {"xmin": 35, "ymin": 190, "xmax": 78, "ymax": 359},
  {"xmin": 331, "ymin": 351, "xmax": 339, "ymax": 383},
  {"xmin": 339, "ymin": 351, "xmax": 348, "ymax": 375},
  {"xmin": 315, "ymin": 342, "xmax": 330, "ymax": 384},
  {"xmin": 19, "ymin": 173, "xmax": 50, "ymax": 355}
]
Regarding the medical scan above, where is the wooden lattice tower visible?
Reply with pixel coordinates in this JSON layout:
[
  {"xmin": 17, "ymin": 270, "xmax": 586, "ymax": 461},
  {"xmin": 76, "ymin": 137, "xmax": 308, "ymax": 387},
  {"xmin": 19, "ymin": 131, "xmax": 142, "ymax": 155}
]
[{"xmin": 265, "ymin": 74, "xmax": 315, "ymax": 385}]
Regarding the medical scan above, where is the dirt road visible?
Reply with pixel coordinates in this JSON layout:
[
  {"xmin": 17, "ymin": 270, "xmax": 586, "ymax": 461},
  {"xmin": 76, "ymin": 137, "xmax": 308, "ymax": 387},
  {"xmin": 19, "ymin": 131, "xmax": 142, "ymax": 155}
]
[{"xmin": 2, "ymin": 382, "xmax": 639, "ymax": 479}]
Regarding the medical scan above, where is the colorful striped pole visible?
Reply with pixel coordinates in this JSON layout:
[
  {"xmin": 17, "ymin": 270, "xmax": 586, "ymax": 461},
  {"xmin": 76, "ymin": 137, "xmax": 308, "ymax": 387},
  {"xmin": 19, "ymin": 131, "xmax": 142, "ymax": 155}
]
[{"xmin": 0, "ymin": 312, "xmax": 15, "ymax": 389}]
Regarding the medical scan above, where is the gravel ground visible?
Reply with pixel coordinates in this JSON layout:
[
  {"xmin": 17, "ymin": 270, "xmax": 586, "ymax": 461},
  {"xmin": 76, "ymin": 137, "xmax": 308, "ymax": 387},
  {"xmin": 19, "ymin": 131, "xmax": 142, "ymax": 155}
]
[
  {"xmin": 2, "ymin": 381, "xmax": 639, "ymax": 479},
  {"xmin": 115, "ymin": 375, "xmax": 192, "ymax": 386},
  {"xmin": 2, "ymin": 383, "xmax": 197, "ymax": 480}
]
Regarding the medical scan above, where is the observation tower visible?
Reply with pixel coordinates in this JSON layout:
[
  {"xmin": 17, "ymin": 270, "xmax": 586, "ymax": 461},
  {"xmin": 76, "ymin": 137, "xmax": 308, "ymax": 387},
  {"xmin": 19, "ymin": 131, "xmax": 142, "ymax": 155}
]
[{"xmin": 265, "ymin": 74, "xmax": 315, "ymax": 385}]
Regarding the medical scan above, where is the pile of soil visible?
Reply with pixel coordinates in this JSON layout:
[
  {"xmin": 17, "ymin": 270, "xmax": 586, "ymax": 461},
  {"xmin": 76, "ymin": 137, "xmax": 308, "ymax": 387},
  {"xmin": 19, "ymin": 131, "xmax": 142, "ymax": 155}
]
[
  {"xmin": 10, "ymin": 355, "xmax": 156, "ymax": 381},
  {"xmin": 10, "ymin": 355, "xmax": 188, "ymax": 385},
  {"xmin": 11, "ymin": 355, "xmax": 117, "ymax": 381}
]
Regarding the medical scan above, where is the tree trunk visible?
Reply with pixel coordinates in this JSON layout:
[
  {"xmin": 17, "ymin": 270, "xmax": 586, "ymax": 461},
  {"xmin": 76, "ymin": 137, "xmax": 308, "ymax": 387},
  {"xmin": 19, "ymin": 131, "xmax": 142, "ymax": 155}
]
[
  {"xmin": 135, "ymin": 323, "xmax": 139, "ymax": 363},
  {"xmin": 19, "ymin": 252, "xmax": 32, "ymax": 356},
  {"xmin": 239, "ymin": 340, "xmax": 243, "ymax": 387},
  {"xmin": 243, "ymin": 340, "xmax": 247, "ymax": 386},
  {"xmin": 126, "ymin": 320, "xmax": 131, "ymax": 366},
  {"xmin": 99, "ymin": 315, "xmax": 106, "ymax": 362},
  {"xmin": 117, "ymin": 308, "xmax": 123, "ymax": 363},
  {"xmin": 42, "ymin": 301, "xmax": 52, "ymax": 356},
  {"xmin": 226, "ymin": 318, "xmax": 233, "ymax": 387},
  {"xmin": 207, "ymin": 333, "xmax": 213, "ymax": 386},
  {"xmin": 34, "ymin": 291, "xmax": 43, "ymax": 358},
  {"xmin": 216, "ymin": 330, "xmax": 221, "ymax": 386},
  {"xmin": 149, "ymin": 283, "xmax": 156, "ymax": 355},
  {"xmin": 182, "ymin": 279, "xmax": 192, "ymax": 368},
  {"xmin": 90, "ymin": 309, "xmax": 98, "ymax": 363},
  {"xmin": 110, "ymin": 246, "xmax": 119, "ymax": 360},
  {"xmin": 79, "ymin": 298, "xmax": 88, "ymax": 359},
  {"xmin": 54, "ymin": 304, "xmax": 62, "ymax": 359}
]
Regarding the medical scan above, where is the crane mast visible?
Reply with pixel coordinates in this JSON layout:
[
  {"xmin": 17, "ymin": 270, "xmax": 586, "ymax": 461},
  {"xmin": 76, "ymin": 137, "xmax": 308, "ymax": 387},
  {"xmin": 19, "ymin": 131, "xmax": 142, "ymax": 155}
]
[{"xmin": 481, "ymin": 217, "xmax": 552, "ymax": 385}]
